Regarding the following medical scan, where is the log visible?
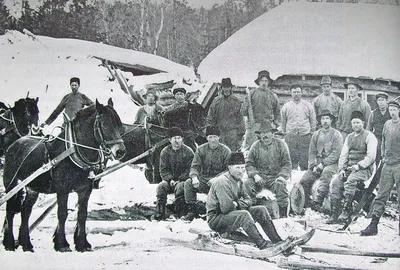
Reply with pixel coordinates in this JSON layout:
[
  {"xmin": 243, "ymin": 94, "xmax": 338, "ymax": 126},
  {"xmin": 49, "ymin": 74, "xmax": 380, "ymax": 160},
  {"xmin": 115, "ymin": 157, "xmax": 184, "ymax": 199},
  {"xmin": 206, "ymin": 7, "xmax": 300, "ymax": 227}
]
[
  {"xmin": 301, "ymin": 245, "xmax": 400, "ymax": 258},
  {"xmin": 278, "ymin": 257, "xmax": 365, "ymax": 270}
]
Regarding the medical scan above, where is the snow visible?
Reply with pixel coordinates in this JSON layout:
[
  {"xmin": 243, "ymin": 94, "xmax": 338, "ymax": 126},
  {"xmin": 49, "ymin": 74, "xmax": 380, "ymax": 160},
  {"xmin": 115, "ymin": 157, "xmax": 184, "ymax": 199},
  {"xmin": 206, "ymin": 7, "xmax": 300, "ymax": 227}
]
[{"xmin": 198, "ymin": 2, "xmax": 400, "ymax": 86}]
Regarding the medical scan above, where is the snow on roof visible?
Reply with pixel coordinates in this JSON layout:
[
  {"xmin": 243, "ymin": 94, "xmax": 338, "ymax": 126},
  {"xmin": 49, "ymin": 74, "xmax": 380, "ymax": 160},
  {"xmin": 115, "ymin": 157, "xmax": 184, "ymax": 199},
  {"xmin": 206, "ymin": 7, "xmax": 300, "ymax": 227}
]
[
  {"xmin": 198, "ymin": 2, "xmax": 400, "ymax": 86},
  {"xmin": 0, "ymin": 30, "xmax": 196, "ymax": 126}
]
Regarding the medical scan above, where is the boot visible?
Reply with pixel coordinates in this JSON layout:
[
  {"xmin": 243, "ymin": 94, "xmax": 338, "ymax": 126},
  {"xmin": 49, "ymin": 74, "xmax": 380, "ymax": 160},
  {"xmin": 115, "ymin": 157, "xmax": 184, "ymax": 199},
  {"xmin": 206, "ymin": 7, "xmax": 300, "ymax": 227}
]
[
  {"xmin": 279, "ymin": 205, "xmax": 288, "ymax": 218},
  {"xmin": 360, "ymin": 215, "xmax": 380, "ymax": 236},
  {"xmin": 338, "ymin": 194, "xmax": 354, "ymax": 223},
  {"xmin": 151, "ymin": 203, "xmax": 165, "ymax": 221},
  {"xmin": 326, "ymin": 199, "xmax": 341, "ymax": 224},
  {"xmin": 244, "ymin": 223, "xmax": 270, "ymax": 250},
  {"xmin": 310, "ymin": 200, "xmax": 323, "ymax": 213},
  {"xmin": 260, "ymin": 219, "xmax": 283, "ymax": 243},
  {"xmin": 181, "ymin": 203, "xmax": 196, "ymax": 222}
]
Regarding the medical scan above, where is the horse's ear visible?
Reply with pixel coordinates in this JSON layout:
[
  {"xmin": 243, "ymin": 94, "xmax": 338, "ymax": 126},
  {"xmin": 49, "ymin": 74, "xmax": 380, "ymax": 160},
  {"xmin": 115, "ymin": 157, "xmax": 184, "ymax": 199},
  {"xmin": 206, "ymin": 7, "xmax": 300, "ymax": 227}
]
[
  {"xmin": 108, "ymin": 98, "xmax": 114, "ymax": 108},
  {"xmin": 35, "ymin": 97, "xmax": 39, "ymax": 103},
  {"xmin": 95, "ymin": 99, "xmax": 103, "ymax": 112}
]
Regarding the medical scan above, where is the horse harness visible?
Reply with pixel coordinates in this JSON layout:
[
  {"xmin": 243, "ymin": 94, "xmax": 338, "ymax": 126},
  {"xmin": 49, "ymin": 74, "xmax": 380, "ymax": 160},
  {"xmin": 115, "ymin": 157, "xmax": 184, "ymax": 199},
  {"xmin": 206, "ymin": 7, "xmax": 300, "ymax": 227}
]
[{"xmin": 0, "ymin": 110, "xmax": 26, "ymax": 138}]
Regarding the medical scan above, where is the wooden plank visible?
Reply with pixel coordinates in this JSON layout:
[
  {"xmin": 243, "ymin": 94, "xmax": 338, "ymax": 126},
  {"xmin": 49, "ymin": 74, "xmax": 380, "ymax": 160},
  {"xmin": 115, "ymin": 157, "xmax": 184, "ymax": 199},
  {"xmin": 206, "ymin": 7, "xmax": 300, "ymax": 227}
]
[
  {"xmin": 278, "ymin": 257, "xmax": 365, "ymax": 270},
  {"xmin": 301, "ymin": 245, "xmax": 400, "ymax": 258}
]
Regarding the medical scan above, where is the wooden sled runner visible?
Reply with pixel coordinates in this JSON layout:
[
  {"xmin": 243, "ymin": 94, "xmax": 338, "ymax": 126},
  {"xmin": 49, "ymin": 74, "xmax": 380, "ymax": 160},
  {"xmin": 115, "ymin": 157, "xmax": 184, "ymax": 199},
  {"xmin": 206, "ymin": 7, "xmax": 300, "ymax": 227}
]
[{"xmin": 160, "ymin": 227, "xmax": 316, "ymax": 261}]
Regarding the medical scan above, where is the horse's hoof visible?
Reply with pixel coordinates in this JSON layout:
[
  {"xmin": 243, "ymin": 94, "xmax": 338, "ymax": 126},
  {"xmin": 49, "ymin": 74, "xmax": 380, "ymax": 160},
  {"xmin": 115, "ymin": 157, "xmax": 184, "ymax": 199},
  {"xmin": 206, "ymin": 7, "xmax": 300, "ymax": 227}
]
[
  {"xmin": 57, "ymin": 247, "xmax": 72, "ymax": 252},
  {"xmin": 23, "ymin": 247, "xmax": 35, "ymax": 253},
  {"xmin": 4, "ymin": 247, "xmax": 15, "ymax": 251},
  {"xmin": 76, "ymin": 246, "xmax": 93, "ymax": 252}
]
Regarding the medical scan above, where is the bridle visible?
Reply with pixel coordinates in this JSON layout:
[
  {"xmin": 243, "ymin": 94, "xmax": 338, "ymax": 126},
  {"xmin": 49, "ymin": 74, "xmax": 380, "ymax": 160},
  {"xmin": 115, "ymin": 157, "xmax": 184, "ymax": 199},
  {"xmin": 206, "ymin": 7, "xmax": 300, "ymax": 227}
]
[{"xmin": 93, "ymin": 113, "xmax": 124, "ymax": 156}]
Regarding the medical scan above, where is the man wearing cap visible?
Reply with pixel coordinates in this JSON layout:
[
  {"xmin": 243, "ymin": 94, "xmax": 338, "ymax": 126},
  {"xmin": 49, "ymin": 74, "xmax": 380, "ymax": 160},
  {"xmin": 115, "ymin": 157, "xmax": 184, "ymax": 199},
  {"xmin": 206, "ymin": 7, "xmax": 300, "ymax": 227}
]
[
  {"xmin": 337, "ymin": 80, "xmax": 371, "ymax": 139},
  {"xmin": 165, "ymin": 88, "xmax": 188, "ymax": 112},
  {"xmin": 366, "ymin": 92, "xmax": 391, "ymax": 165},
  {"xmin": 326, "ymin": 111, "xmax": 377, "ymax": 224},
  {"xmin": 299, "ymin": 109, "xmax": 343, "ymax": 212},
  {"xmin": 312, "ymin": 76, "xmax": 343, "ymax": 127},
  {"xmin": 207, "ymin": 152, "xmax": 293, "ymax": 250},
  {"xmin": 240, "ymin": 70, "xmax": 281, "ymax": 151},
  {"xmin": 182, "ymin": 125, "xmax": 231, "ymax": 221},
  {"xmin": 42, "ymin": 77, "xmax": 93, "ymax": 126},
  {"xmin": 134, "ymin": 91, "xmax": 163, "ymax": 125},
  {"xmin": 152, "ymin": 127, "xmax": 194, "ymax": 221},
  {"xmin": 281, "ymin": 84, "xmax": 317, "ymax": 171},
  {"xmin": 361, "ymin": 100, "xmax": 400, "ymax": 236},
  {"xmin": 207, "ymin": 78, "xmax": 245, "ymax": 151},
  {"xmin": 244, "ymin": 120, "xmax": 292, "ymax": 218}
]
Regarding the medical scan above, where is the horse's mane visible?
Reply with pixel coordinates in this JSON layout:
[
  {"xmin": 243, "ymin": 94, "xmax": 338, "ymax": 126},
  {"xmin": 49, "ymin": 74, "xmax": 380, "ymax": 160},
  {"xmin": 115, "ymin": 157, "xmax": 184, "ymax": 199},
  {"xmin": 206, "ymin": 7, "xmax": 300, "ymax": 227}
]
[{"xmin": 74, "ymin": 104, "xmax": 122, "ymax": 127}]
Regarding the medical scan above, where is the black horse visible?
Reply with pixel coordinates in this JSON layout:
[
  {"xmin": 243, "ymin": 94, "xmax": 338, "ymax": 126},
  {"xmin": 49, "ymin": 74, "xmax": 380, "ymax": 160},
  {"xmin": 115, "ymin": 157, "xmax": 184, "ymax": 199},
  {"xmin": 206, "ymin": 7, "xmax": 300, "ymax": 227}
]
[
  {"xmin": 120, "ymin": 101, "xmax": 207, "ymax": 184},
  {"xmin": 2, "ymin": 99, "xmax": 126, "ymax": 252},
  {"xmin": 0, "ymin": 97, "xmax": 39, "ymax": 156}
]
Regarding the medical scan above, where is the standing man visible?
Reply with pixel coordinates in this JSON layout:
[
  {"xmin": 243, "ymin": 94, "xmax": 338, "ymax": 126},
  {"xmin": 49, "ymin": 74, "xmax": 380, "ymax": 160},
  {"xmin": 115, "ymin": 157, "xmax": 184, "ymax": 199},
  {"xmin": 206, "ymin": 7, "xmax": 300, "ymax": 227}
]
[
  {"xmin": 361, "ymin": 100, "xmax": 400, "ymax": 236},
  {"xmin": 299, "ymin": 109, "xmax": 343, "ymax": 212},
  {"xmin": 244, "ymin": 120, "xmax": 292, "ymax": 218},
  {"xmin": 207, "ymin": 78, "xmax": 245, "ymax": 151},
  {"xmin": 134, "ymin": 91, "xmax": 163, "ymax": 125},
  {"xmin": 152, "ymin": 127, "xmax": 194, "ymax": 221},
  {"xmin": 281, "ymin": 84, "xmax": 317, "ymax": 171},
  {"xmin": 165, "ymin": 88, "xmax": 188, "ymax": 112},
  {"xmin": 337, "ymin": 80, "xmax": 371, "ymax": 139},
  {"xmin": 366, "ymin": 92, "xmax": 391, "ymax": 165},
  {"xmin": 207, "ymin": 152, "xmax": 293, "ymax": 250},
  {"xmin": 312, "ymin": 76, "xmax": 343, "ymax": 127},
  {"xmin": 41, "ymin": 77, "xmax": 93, "ymax": 127},
  {"xmin": 182, "ymin": 125, "xmax": 231, "ymax": 222},
  {"xmin": 326, "ymin": 111, "xmax": 377, "ymax": 224},
  {"xmin": 241, "ymin": 70, "xmax": 281, "ymax": 151}
]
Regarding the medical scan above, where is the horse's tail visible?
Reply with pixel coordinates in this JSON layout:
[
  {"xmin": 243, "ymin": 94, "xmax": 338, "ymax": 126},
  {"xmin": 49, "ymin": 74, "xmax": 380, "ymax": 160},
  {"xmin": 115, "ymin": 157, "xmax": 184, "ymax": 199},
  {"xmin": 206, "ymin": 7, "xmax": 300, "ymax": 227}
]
[{"xmin": 5, "ymin": 180, "xmax": 26, "ymax": 214}]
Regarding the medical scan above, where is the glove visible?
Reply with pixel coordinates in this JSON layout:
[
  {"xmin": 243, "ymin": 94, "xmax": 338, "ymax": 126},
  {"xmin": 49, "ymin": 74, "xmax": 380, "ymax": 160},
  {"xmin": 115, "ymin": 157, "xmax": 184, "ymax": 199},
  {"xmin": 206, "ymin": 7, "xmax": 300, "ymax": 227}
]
[
  {"xmin": 191, "ymin": 176, "xmax": 200, "ymax": 189},
  {"xmin": 254, "ymin": 174, "xmax": 263, "ymax": 184}
]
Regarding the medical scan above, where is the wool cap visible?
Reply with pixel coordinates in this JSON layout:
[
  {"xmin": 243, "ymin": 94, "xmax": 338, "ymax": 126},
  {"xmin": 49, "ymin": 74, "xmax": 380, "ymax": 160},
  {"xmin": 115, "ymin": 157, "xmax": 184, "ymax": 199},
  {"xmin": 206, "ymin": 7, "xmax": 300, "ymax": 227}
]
[
  {"xmin": 344, "ymin": 79, "xmax": 363, "ymax": 90},
  {"xmin": 168, "ymin": 127, "xmax": 184, "ymax": 138},
  {"xmin": 206, "ymin": 125, "xmax": 221, "ymax": 136},
  {"xmin": 228, "ymin": 152, "xmax": 246, "ymax": 165},
  {"xmin": 351, "ymin": 111, "xmax": 364, "ymax": 121},
  {"xmin": 70, "ymin": 77, "xmax": 80, "ymax": 85},
  {"xmin": 173, "ymin": 88, "xmax": 186, "ymax": 95},
  {"xmin": 317, "ymin": 109, "xmax": 335, "ymax": 120},
  {"xmin": 375, "ymin": 92, "xmax": 388, "ymax": 100},
  {"xmin": 143, "ymin": 90, "xmax": 158, "ymax": 100}
]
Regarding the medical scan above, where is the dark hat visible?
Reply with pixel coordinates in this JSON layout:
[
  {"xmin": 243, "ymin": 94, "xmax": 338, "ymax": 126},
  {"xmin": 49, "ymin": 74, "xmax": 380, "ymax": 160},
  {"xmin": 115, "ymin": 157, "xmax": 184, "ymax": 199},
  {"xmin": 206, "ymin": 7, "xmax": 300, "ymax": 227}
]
[
  {"xmin": 168, "ymin": 127, "xmax": 183, "ymax": 138},
  {"xmin": 344, "ymin": 79, "xmax": 363, "ymax": 90},
  {"xmin": 228, "ymin": 152, "xmax": 246, "ymax": 165},
  {"xmin": 220, "ymin": 78, "xmax": 233, "ymax": 88},
  {"xmin": 254, "ymin": 70, "xmax": 273, "ymax": 85},
  {"xmin": 255, "ymin": 120, "xmax": 276, "ymax": 133},
  {"xmin": 351, "ymin": 111, "xmax": 365, "ymax": 121},
  {"xmin": 173, "ymin": 88, "xmax": 186, "ymax": 95},
  {"xmin": 388, "ymin": 100, "xmax": 400, "ymax": 109},
  {"xmin": 375, "ymin": 92, "xmax": 388, "ymax": 100},
  {"xmin": 205, "ymin": 125, "xmax": 221, "ymax": 137},
  {"xmin": 143, "ymin": 90, "xmax": 158, "ymax": 100},
  {"xmin": 317, "ymin": 109, "xmax": 335, "ymax": 120},
  {"xmin": 70, "ymin": 77, "xmax": 80, "ymax": 85},
  {"xmin": 320, "ymin": 76, "xmax": 332, "ymax": 85}
]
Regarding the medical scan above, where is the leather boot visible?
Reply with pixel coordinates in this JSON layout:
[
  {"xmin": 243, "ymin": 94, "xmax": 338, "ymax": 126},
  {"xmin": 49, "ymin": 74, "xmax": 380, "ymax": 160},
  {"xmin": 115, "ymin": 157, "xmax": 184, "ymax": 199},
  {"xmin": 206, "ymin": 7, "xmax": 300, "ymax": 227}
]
[
  {"xmin": 338, "ymin": 194, "xmax": 354, "ymax": 223},
  {"xmin": 311, "ymin": 200, "xmax": 323, "ymax": 213},
  {"xmin": 326, "ymin": 199, "xmax": 341, "ymax": 224},
  {"xmin": 152, "ymin": 203, "xmax": 165, "ymax": 221},
  {"xmin": 244, "ymin": 223, "xmax": 270, "ymax": 250},
  {"xmin": 360, "ymin": 215, "xmax": 380, "ymax": 236},
  {"xmin": 279, "ymin": 205, "xmax": 288, "ymax": 218},
  {"xmin": 181, "ymin": 203, "xmax": 196, "ymax": 222},
  {"xmin": 260, "ymin": 219, "xmax": 283, "ymax": 243}
]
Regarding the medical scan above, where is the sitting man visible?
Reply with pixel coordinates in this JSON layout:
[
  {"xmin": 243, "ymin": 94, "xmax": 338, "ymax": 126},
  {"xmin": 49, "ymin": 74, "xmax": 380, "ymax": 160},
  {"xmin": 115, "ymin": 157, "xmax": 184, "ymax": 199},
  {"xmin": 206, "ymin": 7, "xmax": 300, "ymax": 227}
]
[
  {"xmin": 244, "ymin": 120, "xmax": 292, "ymax": 218},
  {"xmin": 299, "ymin": 109, "xmax": 343, "ymax": 212},
  {"xmin": 326, "ymin": 111, "xmax": 377, "ymax": 224},
  {"xmin": 207, "ymin": 152, "xmax": 293, "ymax": 250},
  {"xmin": 152, "ymin": 127, "xmax": 194, "ymax": 221},
  {"xmin": 182, "ymin": 125, "xmax": 231, "ymax": 222}
]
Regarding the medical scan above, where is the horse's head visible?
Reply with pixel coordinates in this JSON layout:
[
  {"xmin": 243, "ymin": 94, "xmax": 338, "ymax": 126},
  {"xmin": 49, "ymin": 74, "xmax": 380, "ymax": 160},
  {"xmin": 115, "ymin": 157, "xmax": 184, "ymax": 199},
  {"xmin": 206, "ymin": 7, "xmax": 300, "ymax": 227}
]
[
  {"xmin": 25, "ymin": 97, "xmax": 39, "ymax": 127},
  {"xmin": 11, "ymin": 97, "xmax": 39, "ymax": 135},
  {"xmin": 93, "ymin": 98, "xmax": 126, "ymax": 160}
]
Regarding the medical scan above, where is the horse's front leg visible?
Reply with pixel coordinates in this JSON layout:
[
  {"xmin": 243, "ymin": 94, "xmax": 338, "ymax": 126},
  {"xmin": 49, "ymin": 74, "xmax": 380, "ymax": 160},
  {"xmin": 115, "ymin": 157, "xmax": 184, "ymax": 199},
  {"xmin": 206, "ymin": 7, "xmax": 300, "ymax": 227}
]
[
  {"xmin": 74, "ymin": 186, "xmax": 93, "ymax": 252},
  {"xmin": 53, "ymin": 193, "xmax": 71, "ymax": 252},
  {"xmin": 18, "ymin": 190, "xmax": 39, "ymax": 252}
]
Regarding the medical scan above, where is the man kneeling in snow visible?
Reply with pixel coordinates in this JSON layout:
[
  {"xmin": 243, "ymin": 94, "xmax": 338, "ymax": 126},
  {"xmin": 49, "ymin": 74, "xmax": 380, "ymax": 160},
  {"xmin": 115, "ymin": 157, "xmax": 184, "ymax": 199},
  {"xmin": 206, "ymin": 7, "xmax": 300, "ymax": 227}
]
[{"xmin": 206, "ymin": 152, "xmax": 291, "ymax": 250}]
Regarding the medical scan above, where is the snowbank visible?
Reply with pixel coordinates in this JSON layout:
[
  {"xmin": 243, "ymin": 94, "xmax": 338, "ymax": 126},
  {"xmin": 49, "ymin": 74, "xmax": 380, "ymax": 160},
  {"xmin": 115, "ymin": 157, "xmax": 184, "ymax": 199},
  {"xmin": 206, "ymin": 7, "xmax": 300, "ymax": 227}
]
[{"xmin": 198, "ymin": 2, "xmax": 400, "ymax": 86}]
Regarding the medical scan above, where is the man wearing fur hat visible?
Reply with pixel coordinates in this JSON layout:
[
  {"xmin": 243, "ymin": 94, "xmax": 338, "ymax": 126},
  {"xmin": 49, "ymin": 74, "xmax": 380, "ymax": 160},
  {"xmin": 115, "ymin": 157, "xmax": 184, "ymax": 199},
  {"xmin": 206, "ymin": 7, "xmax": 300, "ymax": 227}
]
[
  {"xmin": 134, "ymin": 91, "xmax": 163, "ymax": 125},
  {"xmin": 361, "ymin": 100, "xmax": 400, "ymax": 236},
  {"xmin": 326, "ymin": 111, "xmax": 377, "ymax": 224},
  {"xmin": 207, "ymin": 152, "xmax": 294, "ymax": 250},
  {"xmin": 337, "ymin": 80, "xmax": 371, "ymax": 139},
  {"xmin": 312, "ymin": 76, "xmax": 343, "ymax": 127},
  {"xmin": 241, "ymin": 70, "xmax": 281, "ymax": 151},
  {"xmin": 244, "ymin": 120, "xmax": 292, "ymax": 218},
  {"xmin": 299, "ymin": 109, "xmax": 343, "ymax": 212},
  {"xmin": 281, "ymin": 84, "xmax": 317, "ymax": 171},
  {"xmin": 152, "ymin": 127, "xmax": 194, "ymax": 221},
  {"xmin": 366, "ymin": 92, "xmax": 391, "ymax": 165},
  {"xmin": 182, "ymin": 125, "xmax": 231, "ymax": 222},
  {"xmin": 207, "ymin": 78, "xmax": 245, "ymax": 151},
  {"xmin": 164, "ymin": 88, "xmax": 188, "ymax": 112},
  {"xmin": 42, "ymin": 77, "xmax": 93, "ymax": 127}
]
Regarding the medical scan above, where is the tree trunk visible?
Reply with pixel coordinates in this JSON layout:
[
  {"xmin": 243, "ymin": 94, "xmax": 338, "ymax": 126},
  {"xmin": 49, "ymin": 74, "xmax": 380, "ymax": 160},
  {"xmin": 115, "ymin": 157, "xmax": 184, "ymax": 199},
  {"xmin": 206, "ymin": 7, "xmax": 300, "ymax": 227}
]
[{"xmin": 153, "ymin": 6, "xmax": 164, "ymax": 55}]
